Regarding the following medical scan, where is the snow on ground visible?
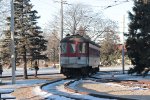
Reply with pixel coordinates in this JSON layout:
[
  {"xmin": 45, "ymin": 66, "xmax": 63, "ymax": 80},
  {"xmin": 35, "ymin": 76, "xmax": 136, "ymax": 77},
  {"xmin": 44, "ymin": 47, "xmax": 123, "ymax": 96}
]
[
  {"xmin": 2, "ymin": 67, "xmax": 60, "ymax": 76},
  {"xmin": 0, "ymin": 78, "xmax": 48, "ymax": 99},
  {"xmin": 100, "ymin": 65, "xmax": 133, "ymax": 71},
  {"xmin": 1, "ymin": 79, "xmax": 47, "ymax": 88},
  {"xmin": 0, "ymin": 67, "xmax": 58, "ymax": 99},
  {"xmin": 34, "ymin": 80, "xmax": 110, "ymax": 100},
  {"xmin": 94, "ymin": 71, "xmax": 150, "ymax": 81},
  {"xmin": 98, "ymin": 65, "xmax": 150, "ymax": 80},
  {"xmin": 0, "ymin": 67, "xmax": 58, "ymax": 89},
  {"xmin": 0, "ymin": 65, "xmax": 150, "ymax": 100}
]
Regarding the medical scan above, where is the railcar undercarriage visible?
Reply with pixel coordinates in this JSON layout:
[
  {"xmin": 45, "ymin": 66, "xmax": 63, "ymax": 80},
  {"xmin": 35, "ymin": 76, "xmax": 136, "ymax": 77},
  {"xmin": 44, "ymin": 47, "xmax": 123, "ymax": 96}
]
[{"xmin": 60, "ymin": 66, "xmax": 99, "ymax": 78}]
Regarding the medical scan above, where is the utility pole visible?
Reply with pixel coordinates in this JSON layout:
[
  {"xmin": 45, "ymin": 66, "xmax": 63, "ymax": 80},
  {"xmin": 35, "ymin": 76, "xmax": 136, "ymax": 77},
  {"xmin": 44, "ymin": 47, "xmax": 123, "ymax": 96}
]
[
  {"xmin": 10, "ymin": 0, "xmax": 16, "ymax": 84},
  {"xmin": 60, "ymin": 0, "xmax": 64, "ymax": 39},
  {"xmin": 58, "ymin": 0, "xmax": 64, "ymax": 68},
  {"xmin": 122, "ymin": 15, "xmax": 125, "ymax": 74},
  {"xmin": 72, "ymin": 17, "xmax": 76, "ymax": 35}
]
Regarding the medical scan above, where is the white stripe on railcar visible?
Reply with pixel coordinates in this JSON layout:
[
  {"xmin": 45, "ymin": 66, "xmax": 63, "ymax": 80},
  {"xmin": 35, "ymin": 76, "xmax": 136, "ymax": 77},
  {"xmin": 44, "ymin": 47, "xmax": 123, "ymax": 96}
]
[{"xmin": 60, "ymin": 57, "xmax": 88, "ymax": 65}]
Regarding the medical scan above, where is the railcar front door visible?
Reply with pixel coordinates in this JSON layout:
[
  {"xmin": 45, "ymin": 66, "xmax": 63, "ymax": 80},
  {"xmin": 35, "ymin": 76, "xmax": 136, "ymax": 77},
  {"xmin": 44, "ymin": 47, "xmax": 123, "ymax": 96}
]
[
  {"xmin": 68, "ymin": 43, "xmax": 77, "ymax": 66},
  {"xmin": 77, "ymin": 42, "xmax": 88, "ymax": 65}
]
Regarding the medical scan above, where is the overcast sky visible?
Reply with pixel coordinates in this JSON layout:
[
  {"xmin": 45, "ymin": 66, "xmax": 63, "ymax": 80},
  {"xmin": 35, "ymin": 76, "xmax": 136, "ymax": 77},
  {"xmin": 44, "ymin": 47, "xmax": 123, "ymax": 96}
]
[{"xmin": 30, "ymin": 0, "xmax": 134, "ymax": 33}]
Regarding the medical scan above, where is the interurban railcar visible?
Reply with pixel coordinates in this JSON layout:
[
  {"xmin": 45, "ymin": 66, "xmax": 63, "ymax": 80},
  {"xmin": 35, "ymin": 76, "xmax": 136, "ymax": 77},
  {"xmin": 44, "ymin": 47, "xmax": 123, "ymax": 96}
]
[{"xmin": 60, "ymin": 34, "xmax": 100, "ymax": 77}]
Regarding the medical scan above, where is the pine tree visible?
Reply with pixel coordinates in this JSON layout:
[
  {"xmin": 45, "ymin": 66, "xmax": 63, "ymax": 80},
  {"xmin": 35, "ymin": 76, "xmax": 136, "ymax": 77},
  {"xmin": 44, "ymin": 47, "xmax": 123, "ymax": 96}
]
[
  {"xmin": 28, "ymin": 10, "xmax": 47, "ymax": 61},
  {"xmin": 14, "ymin": 0, "xmax": 34, "ymax": 79},
  {"xmin": 126, "ymin": 0, "xmax": 150, "ymax": 75},
  {"xmin": 1, "ymin": 0, "xmax": 47, "ymax": 79},
  {"xmin": 15, "ymin": 0, "xmax": 47, "ymax": 79}
]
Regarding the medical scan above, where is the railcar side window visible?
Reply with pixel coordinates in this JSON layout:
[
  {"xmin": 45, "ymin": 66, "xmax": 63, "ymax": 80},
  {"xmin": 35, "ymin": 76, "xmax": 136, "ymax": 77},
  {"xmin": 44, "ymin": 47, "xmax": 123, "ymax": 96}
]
[
  {"xmin": 69, "ymin": 43, "xmax": 76, "ymax": 53},
  {"xmin": 78, "ymin": 43, "xmax": 86, "ymax": 53},
  {"xmin": 61, "ymin": 43, "xmax": 67, "ymax": 54}
]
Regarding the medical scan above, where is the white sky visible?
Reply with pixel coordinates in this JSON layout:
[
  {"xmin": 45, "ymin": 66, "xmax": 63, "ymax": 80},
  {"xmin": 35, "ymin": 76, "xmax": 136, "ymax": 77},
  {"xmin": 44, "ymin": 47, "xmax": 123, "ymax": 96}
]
[{"xmin": 30, "ymin": 0, "xmax": 134, "ymax": 33}]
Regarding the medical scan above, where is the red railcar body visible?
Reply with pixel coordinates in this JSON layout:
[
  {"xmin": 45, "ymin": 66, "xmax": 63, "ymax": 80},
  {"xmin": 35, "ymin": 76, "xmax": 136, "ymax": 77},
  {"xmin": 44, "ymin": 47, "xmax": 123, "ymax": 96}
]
[{"xmin": 60, "ymin": 34, "xmax": 100, "ymax": 77}]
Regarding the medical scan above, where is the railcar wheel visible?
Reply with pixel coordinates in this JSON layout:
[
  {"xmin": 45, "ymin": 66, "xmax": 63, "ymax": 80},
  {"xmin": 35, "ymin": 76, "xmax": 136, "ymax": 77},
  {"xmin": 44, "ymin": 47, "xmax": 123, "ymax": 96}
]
[
  {"xmin": 81, "ymin": 67, "xmax": 88, "ymax": 77},
  {"xmin": 66, "ymin": 75, "xmax": 71, "ymax": 78}
]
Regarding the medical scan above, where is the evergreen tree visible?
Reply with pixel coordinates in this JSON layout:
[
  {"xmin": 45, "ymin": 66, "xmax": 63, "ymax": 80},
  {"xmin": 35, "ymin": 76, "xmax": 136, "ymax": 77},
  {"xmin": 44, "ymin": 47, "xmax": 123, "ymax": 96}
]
[
  {"xmin": 1, "ymin": 0, "xmax": 47, "ymax": 79},
  {"xmin": 126, "ymin": 0, "xmax": 150, "ymax": 75},
  {"xmin": 28, "ymin": 10, "xmax": 47, "ymax": 61}
]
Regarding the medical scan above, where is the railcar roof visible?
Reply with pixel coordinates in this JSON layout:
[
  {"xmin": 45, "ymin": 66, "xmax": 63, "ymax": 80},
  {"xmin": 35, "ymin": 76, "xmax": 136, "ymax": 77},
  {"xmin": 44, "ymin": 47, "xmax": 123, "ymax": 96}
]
[{"xmin": 60, "ymin": 34, "xmax": 100, "ymax": 47}]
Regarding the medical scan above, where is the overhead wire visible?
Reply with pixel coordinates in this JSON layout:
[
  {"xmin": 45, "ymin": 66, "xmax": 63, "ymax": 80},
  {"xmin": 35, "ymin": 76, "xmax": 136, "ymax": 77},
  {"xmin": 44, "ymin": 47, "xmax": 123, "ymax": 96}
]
[{"xmin": 34, "ymin": 0, "xmax": 131, "ymax": 12}]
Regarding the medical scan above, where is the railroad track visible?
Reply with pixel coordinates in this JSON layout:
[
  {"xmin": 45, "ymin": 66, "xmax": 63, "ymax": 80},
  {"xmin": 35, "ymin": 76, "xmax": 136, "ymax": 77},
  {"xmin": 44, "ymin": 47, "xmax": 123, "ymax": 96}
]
[
  {"xmin": 65, "ymin": 77, "xmax": 136, "ymax": 100},
  {"xmin": 40, "ymin": 77, "xmax": 136, "ymax": 100},
  {"xmin": 40, "ymin": 78, "xmax": 84, "ymax": 100}
]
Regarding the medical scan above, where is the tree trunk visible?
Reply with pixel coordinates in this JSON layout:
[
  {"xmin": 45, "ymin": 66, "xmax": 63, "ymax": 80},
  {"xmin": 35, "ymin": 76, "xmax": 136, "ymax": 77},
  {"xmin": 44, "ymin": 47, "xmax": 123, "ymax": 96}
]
[
  {"xmin": 35, "ymin": 70, "xmax": 37, "ymax": 77},
  {"xmin": 23, "ymin": 45, "xmax": 28, "ymax": 79}
]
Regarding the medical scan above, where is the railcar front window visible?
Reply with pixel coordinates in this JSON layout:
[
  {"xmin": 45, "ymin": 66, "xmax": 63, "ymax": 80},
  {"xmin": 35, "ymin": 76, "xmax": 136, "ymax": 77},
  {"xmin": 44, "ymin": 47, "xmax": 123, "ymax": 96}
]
[
  {"xmin": 78, "ymin": 43, "xmax": 86, "ymax": 53},
  {"xmin": 61, "ymin": 43, "xmax": 67, "ymax": 54},
  {"xmin": 69, "ymin": 43, "xmax": 75, "ymax": 53}
]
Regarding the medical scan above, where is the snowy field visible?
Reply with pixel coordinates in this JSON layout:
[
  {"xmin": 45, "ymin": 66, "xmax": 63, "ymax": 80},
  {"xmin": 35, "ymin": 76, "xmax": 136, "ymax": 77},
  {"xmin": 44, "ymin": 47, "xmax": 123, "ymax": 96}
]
[
  {"xmin": 2, "ymin": 67, "xmax": 60, "ymax": 76},
  {"xmin": 0, "ymin": 65, "xmax": 150, "ymax": 100}
]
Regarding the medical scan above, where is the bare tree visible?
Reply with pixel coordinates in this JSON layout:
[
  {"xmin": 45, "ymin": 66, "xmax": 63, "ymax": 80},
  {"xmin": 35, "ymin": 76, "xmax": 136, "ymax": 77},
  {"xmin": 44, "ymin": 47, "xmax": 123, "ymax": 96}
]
[
  {"xmin": 100, "ymin": 27, "xmax": 121, "ymax": 66},
  {"xmin": 63, "ymin": 4, "xmax": 92, "ymax": 35},
  {"xmin": 45, "ymin": 3, "xmax": 118, "ymax": 43},
  {"xmin": 0, "ymin": 0, "xmax": 10, "ymax": 37},
  {"xmin": 0, "ymin": 0, "xmax": 9, "ymax": 22},
  {"xmin": 46, "ymin": 30, "xmax": 59, "ymax": 65},
  {"xmin": 43, "ymin": 3, "xmax": 121, "ymax": 66},
  {"xmin": 0, "ymin": 0, "xmax": 10, "ymax": 65}
]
